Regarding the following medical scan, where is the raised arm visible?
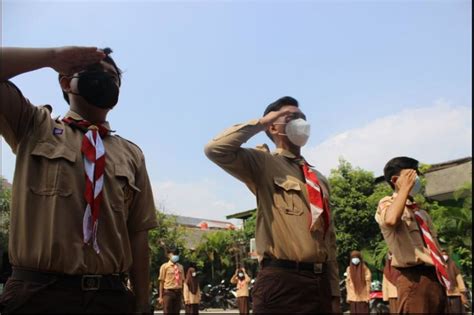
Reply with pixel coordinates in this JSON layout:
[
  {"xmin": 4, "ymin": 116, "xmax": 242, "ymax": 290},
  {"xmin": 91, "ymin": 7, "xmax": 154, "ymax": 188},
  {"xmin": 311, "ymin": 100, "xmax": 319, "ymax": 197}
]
[{"xmin": 0, "ymin": 46, "xmax": 105, "ymax": 81}]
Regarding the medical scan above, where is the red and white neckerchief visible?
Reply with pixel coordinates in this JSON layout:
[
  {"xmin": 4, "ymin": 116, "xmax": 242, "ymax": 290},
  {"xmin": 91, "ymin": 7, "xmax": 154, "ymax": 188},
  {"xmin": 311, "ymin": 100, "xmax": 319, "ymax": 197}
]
[
  {"xmin": 301, "ymin": 162, "xmax": 331, "ymax": 233},
  {"xmin": 237, "ymin": 278, "xmax": 245, "ymax": 290},
  {"xmin": 173, "ymin": 264, "xmax": 181, "ymax": 287},
  {"xmin": 63, "ymin": 117, "xmax": 109, "ymax": 254},
  {"xmin": 408, "ymin": 203, "xmax": 451, "ymax": 288}
]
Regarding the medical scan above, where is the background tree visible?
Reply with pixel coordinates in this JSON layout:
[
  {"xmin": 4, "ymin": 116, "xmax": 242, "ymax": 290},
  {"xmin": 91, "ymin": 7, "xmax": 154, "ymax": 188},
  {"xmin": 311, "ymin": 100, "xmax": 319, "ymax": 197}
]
[{"xmin": 328, "ymin": 159, "xmax": 383, "ymax": 275}]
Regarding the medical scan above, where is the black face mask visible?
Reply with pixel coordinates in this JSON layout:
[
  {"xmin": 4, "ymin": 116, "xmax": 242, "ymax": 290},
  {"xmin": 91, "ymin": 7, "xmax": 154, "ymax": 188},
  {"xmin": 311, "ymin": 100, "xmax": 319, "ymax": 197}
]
[{"xmin": 71, "ymin": 71, "xmax": 119, "ymax": 109}]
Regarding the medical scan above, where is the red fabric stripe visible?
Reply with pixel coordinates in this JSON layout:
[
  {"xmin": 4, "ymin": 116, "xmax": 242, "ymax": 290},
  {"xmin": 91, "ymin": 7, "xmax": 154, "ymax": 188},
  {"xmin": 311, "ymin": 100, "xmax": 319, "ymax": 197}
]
[
  {"xmin": 414, "ymin": 211, "xmax": 450, "ymax": 288},
  {"xmin": 302, "ymin": 163, "xmax": 330, "ymax": 233}
]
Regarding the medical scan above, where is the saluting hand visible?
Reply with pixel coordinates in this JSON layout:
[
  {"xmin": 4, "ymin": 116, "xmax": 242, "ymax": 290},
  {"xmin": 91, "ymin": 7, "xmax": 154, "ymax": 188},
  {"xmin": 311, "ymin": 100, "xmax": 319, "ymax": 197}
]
[
  {"xmin": 259, "ymin": 108, "xmax": 294, "ymax": 128},
  {"xmin": 395, "ymin": 169, "xmax": 417, "ymax": 194},
  {"xmin": 50, "ymin": 46, "xmax": 106, "ymax": 75}
]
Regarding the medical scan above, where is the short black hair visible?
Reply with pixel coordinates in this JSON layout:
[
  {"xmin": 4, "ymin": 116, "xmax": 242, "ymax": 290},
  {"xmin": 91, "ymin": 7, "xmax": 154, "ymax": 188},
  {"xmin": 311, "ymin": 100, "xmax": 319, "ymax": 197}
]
[
  {"xmin": 167, "ymin": 247, "xmax": 180, "ymax": 255},
  {"xmin": 59, "ymin": 47, "xmax": 122, "ymax": 104},
  {"xmin": 263, "ymin": 96, "xmax": 299, "ymax": 141},
  {"xmin": 383, "ymin": 156, "xmax": 419, "ymax": 189}
]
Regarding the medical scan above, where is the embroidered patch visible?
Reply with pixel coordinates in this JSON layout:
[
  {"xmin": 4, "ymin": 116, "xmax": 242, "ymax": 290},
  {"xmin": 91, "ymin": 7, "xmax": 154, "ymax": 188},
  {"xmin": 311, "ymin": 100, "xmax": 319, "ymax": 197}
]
[{"xmin": 53, "ymin": 127, "xmax": 64, "ymax": 135}]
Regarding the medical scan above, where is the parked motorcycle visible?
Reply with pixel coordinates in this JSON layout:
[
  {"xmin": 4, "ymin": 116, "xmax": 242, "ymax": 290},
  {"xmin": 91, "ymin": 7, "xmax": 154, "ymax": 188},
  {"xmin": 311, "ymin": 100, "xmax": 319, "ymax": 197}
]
[
  {"xmin": 339, "ymin": 272, "xmax": 350, "ymax": 312},
  {"xmin": 200, "ymin": 280, "xmax": 236, "ymax": 310},
  {"xmin": 369, "ymin": 280, "xmax": 389, "ymax": 314}
]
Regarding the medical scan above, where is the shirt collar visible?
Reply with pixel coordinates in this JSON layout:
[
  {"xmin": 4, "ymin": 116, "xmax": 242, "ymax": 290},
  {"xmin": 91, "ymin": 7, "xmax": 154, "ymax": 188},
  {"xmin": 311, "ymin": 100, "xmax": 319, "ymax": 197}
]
[
  {"xmin": 64, "ymin": 110, "xmax": 113, "ymax": 131},
  {"xmin": 274, "ymin": 148, "xmax": 312, "ymax": 166}
]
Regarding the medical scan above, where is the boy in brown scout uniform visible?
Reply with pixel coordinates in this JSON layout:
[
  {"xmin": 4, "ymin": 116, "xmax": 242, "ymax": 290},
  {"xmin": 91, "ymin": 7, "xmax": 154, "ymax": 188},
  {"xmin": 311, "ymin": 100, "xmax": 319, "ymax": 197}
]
[
  {"xmin": 158, "ymin": 247, "xmax": 185, "ymax": 314},
  {"xmin": 0, "ymin": 46, "xmax": 157, "ymax": 314},
  {"xmin": 375, "ymin": 156, "xmax": 447, "ymax": 313},
  {"xmin": 205, "ymin": 96, "xmax": 340, "ymax": 313}
]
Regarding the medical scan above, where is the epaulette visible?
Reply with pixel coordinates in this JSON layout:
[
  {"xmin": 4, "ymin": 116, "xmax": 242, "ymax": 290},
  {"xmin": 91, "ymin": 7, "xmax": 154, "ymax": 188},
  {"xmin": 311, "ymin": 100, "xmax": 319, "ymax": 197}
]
[{"xmin": 114, "ymin": 135, "xmax": 143, "ymax": 153}]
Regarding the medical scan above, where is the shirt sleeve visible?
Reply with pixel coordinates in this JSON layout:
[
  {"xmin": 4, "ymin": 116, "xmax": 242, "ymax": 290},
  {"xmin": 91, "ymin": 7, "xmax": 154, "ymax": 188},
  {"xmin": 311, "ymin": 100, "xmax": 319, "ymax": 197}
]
[
  {"xmin": 0, "ymin": 81, "xmax": 45, "ymax": 153},
  {"xmin": 365, "ymin": 267, "xmax": 372, "ymax": 298},
  {"xmin": 456, "ymin": 274, "xmax": 467, "ymax": 292},
  {"xmin": 204, "ymin": 120, "xmax": 268, "ymax": 193},
  {"xmin": 382, "ymin": 275, "xmax": 389, "ymax": 301},
  {"xmin": 127, "ymin": 155, "xmax": 158, "ymax": 233},
  {"xmin": 375, "ymin": 196, "xmax": 393, "ymax": 228},
  {"xmin": 158, "ymin": 264, "xmax": 166, "ymax": 282},
  {"xmin": 230, "ymin": 275, "xmax": 238, "ymax": 284},
  {"xmin": 345, "ymin": 267, "xmax": 351, "ymax": 302}
]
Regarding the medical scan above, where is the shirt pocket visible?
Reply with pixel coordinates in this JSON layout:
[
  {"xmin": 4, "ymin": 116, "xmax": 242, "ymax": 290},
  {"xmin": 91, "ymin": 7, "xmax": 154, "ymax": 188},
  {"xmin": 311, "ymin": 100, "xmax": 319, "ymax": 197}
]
[
  {"xmin": 404, "ymin": 216, "xmax": 425, "ymax": 246},
  {"xmin": 273, "ymin": 176, "xmax": 305, "ymax": 216},
  {"xmin": 29, "ymin": 141, "xmax": 76, "ymax": 197},
  {"xmin": 111, "ymin": 163, "xmax": 141, "ymax": 218}
]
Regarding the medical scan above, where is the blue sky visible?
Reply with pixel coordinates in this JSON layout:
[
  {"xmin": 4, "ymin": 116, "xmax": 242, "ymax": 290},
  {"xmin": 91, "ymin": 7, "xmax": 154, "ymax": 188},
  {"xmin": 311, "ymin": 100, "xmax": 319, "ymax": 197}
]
[{"xmin": 1, "ymin": 0, "xmax": 472, "ymax": 222}]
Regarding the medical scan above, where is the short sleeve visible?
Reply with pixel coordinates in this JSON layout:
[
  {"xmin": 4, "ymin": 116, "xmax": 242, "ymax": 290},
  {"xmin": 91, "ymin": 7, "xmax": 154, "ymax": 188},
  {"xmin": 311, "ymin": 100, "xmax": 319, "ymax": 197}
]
[
  {"xmin": 127, "ymin": 156, "xmax": 158, "ymax": 233},
  {"xmin": 375, "ymin": 196, "xmax": 393, "ymax": 227}
]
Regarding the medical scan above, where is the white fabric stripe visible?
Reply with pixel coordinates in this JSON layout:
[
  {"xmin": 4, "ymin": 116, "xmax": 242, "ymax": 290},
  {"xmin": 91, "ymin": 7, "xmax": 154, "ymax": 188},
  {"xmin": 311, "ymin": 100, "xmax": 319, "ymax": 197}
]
[
  {"xmin": 84, "ymin": 158, "xmax": 95, "ymax": 183},
  {"xmin": 441, "ymin": 275, "xmax": 451, "ymax": 287},
  {"xmin": 94, "ymin": 175, "xmax": 104, "ymax": 198},
  {"xmin": 306, "ymin": 179, "xmax": 320, "ymax": 192},
  {"xmin": 431, "ymin": 252, "xmax": 445, "ymax": 266},
  {"xmin": 420, "ymin": 228, "xmax": 435, "ymax": 243},
  {"xmin": 83, "ymin": 204, "xmax": 92, "ymax": 242},
  {"xmin": 309, "ymin": 205, "xmax": 323, "ymax": 229},
  {"xmin": 95, "ymin": 135, "xmax": 105, "ymax": 159}
]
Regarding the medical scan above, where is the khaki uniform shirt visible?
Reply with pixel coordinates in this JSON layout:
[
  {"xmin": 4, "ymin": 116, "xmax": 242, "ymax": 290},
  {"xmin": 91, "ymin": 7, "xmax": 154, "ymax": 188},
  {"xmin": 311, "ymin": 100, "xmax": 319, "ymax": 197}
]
[
  {"xmin": 183, "ymin": 282, "xmax": 201, "ymax": 304},
  {"xmin": 205, "ymin": 120, "xmax": 340, "ymax": 296},
  {"xmin": 375, "ymin": 193, "xmax": 440, "ymax": 268},
  {"xmin": 382, "ymin": 274, "xmax": 398, "ymax": 300},
  {"xmin": 230, "ymin": 273, "xmax": 251, "ymax": 297},
  {"xmin": 345, "ymin": 266, "xmax": 371, "ymax": 302},
  {"xmin": 0, "ymin": 81, "xmax": 157, "ymax": 274},
  {"xmin": 447, "ymin": 272, "xmax": 467, "ymax": 297},
  {"xmin": 158, "ymin": 261, "xmax": 184, "ymax": 290}
]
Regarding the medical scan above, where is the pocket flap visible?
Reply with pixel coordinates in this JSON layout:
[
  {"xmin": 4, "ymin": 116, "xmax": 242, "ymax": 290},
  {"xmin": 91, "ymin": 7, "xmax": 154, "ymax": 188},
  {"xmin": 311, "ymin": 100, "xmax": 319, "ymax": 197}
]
[
  {"xmin": 31, "ymin": 141, "xmax": 76, "ymax": 163},
  {"xmin": 273, "ymin": 177, "xmax": 301, "ymax": 191},
  {"xmin": 114, "ymin": 164, "xmax": 141, "ymax": 192}
]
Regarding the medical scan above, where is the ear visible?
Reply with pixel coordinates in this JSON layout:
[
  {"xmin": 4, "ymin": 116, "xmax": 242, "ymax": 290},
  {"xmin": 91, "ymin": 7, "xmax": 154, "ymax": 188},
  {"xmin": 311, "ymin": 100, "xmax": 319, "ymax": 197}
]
[
  {"xmin": 59, "ymin": 75, "xmax": 73, "ymax": 93},
  {"xmin": 390, "ymin": 176, "xmax": 398, "ymax": 185},
  {"xmin": 268, "ymin": 124, "xmax": 279, "ymax": 139}
]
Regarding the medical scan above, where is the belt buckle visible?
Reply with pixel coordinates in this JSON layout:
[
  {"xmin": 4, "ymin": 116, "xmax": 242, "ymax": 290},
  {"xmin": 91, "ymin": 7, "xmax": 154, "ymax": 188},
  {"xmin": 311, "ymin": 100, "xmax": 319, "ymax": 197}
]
[
  {"xmin": 313, "ymin": 263, "xmax": 323, "ymax": 274},
  {"xmin": 81, "ymin": 275, "xmax": 102, "ymax": 291}
]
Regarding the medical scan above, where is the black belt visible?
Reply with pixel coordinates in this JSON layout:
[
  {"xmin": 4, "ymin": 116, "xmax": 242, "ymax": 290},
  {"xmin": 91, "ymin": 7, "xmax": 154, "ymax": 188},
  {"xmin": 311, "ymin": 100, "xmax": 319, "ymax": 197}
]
[
  {"xmin": 261, "ymin": 258, "xmax": 325, "ymax": 274},
  {"xmin": 164, "ymin": 288, "xmax": 182, "ymax": 292},
  {"xmin": 396, "ymin": 264, "xmax": 436, "ymax": 272},
  {"xmin": 11, "ymin": 268, "xmax": 127, "ymax": 291}
]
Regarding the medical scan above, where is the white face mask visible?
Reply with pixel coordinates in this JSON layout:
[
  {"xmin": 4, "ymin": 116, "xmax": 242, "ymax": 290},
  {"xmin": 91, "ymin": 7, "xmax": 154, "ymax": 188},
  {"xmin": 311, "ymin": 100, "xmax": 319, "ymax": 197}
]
[
  {"xmin": 238, "ymin": 273, "xmax": 244, "ymax": 278},
  {"xmin": 443, "ymin": 255, "xmax": 449, "ymax": 262},
  {"xmin": 276, "ymin": 118, "xmax": 311, "ymax": 147},
  {"xmin": 192, "ymin": 272, "xmax": 197, "ymax": 277},
  {"xmin": 351, "ymin": 257, "xmax": 361, "ymax": 265},
  {"xmin": 170, "ymin": 255, "xmax": 180, "ymax": 263},
  {"xmin": 409, "ymin": 176, "xmax": 422, "ymax": 196}
]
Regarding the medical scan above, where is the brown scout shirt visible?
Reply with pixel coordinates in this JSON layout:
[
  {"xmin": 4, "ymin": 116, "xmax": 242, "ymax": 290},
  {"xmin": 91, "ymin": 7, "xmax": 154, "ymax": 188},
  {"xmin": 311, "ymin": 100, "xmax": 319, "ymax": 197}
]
[
  {"xmin": 0, "ymin": 81, "xmax": 158, "ymax": 275},
  {"xmin": 204, "ymin": 119, "xmax": 340, "ymax": 296},
  {"xmin": 447, "ymin": 271, "xmax": 467, "ymax": 297},
  {"xmin": 345, "ymin": 266, "xmax": 371, "ymax": 302},
  {"xmin": 375, "ymin": 193, "xmax": 441, "ymax": 268},
  {"xmin": 158, "ymin": 261, "xmax": 184, "ymax": 290},
  {"xmin": 230, "ymin": 273, "xmax": 251, "ymax": 297}
]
